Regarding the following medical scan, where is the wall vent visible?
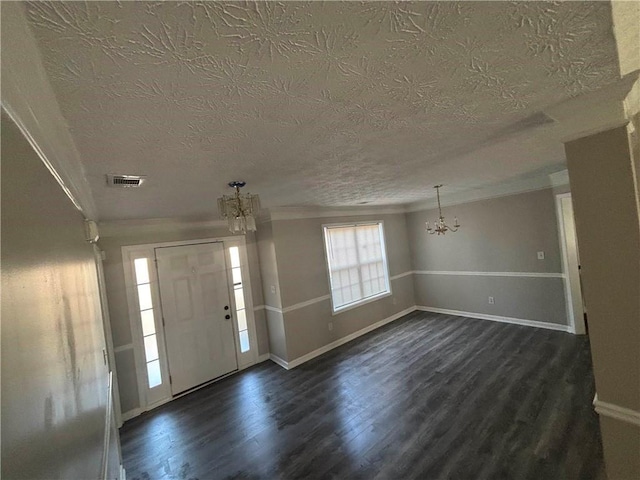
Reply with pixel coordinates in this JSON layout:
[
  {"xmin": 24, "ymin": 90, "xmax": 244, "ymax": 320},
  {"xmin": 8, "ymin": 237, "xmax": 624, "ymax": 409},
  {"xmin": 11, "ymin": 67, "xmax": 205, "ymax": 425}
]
[{"xmin": 106, "ymin": 174, "xmax": 147, "ymax": 188}]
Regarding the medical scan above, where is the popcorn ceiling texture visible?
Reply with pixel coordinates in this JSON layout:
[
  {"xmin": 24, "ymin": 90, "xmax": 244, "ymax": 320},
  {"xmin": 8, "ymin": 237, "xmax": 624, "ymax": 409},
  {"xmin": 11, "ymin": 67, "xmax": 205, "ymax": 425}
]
[{"xmin": 24, "ymin": 1, "xmax": 621, "ymax": 220}]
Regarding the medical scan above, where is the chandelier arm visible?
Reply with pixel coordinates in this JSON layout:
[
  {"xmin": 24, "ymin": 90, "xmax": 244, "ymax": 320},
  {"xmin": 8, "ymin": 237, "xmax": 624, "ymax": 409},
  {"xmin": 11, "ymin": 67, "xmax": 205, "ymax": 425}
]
[{"xmin": 425, "ymin": 185, "xmax": 460, "ymax": 237}]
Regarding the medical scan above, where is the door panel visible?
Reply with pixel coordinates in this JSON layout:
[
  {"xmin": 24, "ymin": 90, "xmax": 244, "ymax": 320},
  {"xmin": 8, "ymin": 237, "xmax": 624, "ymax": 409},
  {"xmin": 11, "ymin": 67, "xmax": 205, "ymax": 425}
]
[{"xmin": 155, "ymin": 242, "xmax": 237, "ymax": 395}]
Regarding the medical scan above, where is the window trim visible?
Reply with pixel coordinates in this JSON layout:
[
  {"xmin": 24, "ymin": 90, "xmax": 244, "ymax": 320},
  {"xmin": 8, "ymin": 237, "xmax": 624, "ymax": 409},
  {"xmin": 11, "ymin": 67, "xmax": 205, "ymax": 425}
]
[{"xmin": 322, "ymin": 221, "xmax": 392, "ymax": 315}]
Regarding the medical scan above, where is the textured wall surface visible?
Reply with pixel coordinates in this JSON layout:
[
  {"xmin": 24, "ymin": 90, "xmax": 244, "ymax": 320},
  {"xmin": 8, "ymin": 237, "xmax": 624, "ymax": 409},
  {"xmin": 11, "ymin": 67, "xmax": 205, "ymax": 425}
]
[
  {"xmin": 22, "ymin": 1, "xmax": 622, "ymax": 220},
  {"xmin": 407, "ymin": 188, "xmax": 568, "ymax": 326},
  {"xmin": 1, "ymin": 113, "xmax": 109, "ymax": 478}
]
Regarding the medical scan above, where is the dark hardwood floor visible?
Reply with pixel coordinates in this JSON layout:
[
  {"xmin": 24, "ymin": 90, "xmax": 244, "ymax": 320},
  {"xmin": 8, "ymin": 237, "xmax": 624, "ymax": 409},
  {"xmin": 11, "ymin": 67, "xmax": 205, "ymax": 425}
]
[{"xmin": 120, "ymin": 311, "xmax": 604, "ymax": 480}]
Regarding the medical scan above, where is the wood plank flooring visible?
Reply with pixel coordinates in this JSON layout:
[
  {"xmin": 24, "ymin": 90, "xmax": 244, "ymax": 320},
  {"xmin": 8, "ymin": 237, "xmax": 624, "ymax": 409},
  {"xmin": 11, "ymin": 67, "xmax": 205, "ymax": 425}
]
[{"xmin": 120, "ymin": 311, "xmax": 604, "ymax": 480}]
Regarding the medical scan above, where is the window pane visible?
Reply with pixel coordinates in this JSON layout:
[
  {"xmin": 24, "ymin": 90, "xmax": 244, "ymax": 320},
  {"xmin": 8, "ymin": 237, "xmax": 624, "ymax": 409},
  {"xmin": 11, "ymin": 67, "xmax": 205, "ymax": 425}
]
[
  {"xmin": 342, "ymin": 286, "xmax": 353, "ymax": 305},
  {"xmin": 140, "ymin": 309, "xmax": 156, "ymax": 336},
  {"xmin": 137, "ymin": 284, "xmax": 153, "ymax": 311},
  {"xmin": 236, "ymin": 309, "xmax": 247, "ymax": 331},
  {"xmin": 239, "ymin": 330, "xmax": 250, "ymax": 353},
  {"xmin": 363, "ymin": 280, "xmax": 373, "ymax": 297},
  {"xmin": 144, "ymin": 334, "xmax": 159, "ymax": 362},
  {"xmin": 333, "ymin": 288, "xmax": 343, "ymax": 308},
  {"xmin": 351, "ymin": 284, "xmax": 360, "ymax": 300},
  {"xmin": 147, "ymin": 359, "xmax": 162, "ymax": 388},
  {"xmin": 134, "ymin": 258, "xmax": 150, "ymax": 285},
  {"xmin": 229, "ymin": 246, "xmax": 241, "ymax": 268},
  {"xmin": 325, "ymin": 223, "xmax": 389, "ymax": 311},
  {"xmin": 234, "ymin": 288, "xmax": 245, "ymax": 310},
  {"xmin": 232, "ymin": 267, "xmax": 242, "ymax": 285}
]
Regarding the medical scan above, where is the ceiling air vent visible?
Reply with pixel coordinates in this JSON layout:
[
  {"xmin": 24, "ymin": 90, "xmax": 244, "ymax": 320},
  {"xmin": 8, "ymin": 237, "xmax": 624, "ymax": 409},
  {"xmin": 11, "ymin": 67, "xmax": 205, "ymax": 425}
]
[{"xmin": 106, "ymin": 174, "xmax": 147, "ymax": 188}]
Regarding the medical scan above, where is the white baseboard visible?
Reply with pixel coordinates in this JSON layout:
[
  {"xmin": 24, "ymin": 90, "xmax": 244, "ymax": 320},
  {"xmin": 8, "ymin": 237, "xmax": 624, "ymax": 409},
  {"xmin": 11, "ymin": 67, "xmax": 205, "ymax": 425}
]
[
  {"xmin": 272, "ymin": 306, "xmax": 417, "ymax": 370},
  {"xmin": 416, "ymin": 306, "xmax": 571, "ymax": 332},
  {"xmin": 121, "ymin": 408, "xmax": 142, "ymax": 423},
  {"xmin": 120, "ymin": 465, "xmax": 127, "ymax": 480},
  {"xmin": 269, "ymin": 353, "xmax": 290, "ymax": 369},
  {"xmin": 593, "ymin": 394, "xmax": 640, "ymax": 427}
]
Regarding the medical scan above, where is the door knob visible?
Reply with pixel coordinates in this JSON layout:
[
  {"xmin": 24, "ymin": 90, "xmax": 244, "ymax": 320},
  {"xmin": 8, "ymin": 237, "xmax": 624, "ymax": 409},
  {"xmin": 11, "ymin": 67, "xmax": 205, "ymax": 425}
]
[
  {"xmin": 225, "ymin": 314, "xmax": 231, "ymax": 320},
  {"xmin": 224, "ymin": 305, "xmax": 229, "ymax": 310}
]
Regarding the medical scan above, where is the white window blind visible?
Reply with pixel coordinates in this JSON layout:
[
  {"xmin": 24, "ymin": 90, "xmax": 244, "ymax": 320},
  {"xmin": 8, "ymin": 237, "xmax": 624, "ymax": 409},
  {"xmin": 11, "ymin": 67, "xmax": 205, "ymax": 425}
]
[{"xmin": 324, "ymin": 222, "xmax": 390, "ymax": 312}]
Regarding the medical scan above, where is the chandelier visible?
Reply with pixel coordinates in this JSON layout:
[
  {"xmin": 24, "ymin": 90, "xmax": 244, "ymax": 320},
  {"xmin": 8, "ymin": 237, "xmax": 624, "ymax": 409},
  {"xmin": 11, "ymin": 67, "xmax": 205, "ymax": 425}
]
[
  {"xmin": 426, "ymin": 184, "xmax": 460, "ymax": 235},
  {"xmin": 217, "ymin": 181, "xmax": 261, "ymax": 234}
]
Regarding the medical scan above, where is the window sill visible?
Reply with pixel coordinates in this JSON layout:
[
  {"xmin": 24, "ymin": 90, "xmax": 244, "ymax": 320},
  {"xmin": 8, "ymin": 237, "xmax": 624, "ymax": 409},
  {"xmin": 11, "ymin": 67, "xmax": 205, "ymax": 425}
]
[{"xmin": 332, "ymin": 290, "xmax": 392, "ymax": 316}]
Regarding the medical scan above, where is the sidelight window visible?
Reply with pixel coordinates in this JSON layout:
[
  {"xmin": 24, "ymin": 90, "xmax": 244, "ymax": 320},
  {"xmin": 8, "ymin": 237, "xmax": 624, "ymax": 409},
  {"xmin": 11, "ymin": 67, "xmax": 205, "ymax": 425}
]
[
  {"xmin": 229, "ymin": 246, "xmax": 250, "ymax": 353},
  {"xmin": 323, "ymin": 222, "xmax": 391, "ymax": 313},
  {"xmin": 133, "ymin": 258, "xmax": 162, "ymax": 388}
]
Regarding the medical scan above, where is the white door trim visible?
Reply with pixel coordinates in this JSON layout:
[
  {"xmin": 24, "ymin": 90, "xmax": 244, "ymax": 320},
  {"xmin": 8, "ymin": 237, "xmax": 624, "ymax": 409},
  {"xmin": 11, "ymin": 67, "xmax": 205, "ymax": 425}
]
[
  {"xmin": 155, "ymin": 242, "xmax": 238, "ymax": 395},
  {"xmin": 121, "ymin": 236, "xmax": 258, "ymax": 413},
  {"xmin": 93, "ymin": 245, "xmax": 123, "ymax": 427},
  {"xmin": 555, "ymin": 193, "xmax": 586, "ymax": 334}
]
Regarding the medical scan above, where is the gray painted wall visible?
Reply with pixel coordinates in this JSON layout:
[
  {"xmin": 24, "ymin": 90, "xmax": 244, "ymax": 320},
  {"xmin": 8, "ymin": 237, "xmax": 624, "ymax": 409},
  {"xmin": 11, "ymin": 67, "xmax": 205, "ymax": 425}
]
[
  {"xmin": 414, "ymin": 275, "xmax": 567, "ymax": 325},
  {"xmin": 255, "ymin": 220, "xmax": 288, "ymax": 359},
  {"xmin": 265, "ymin": 213, "xmax": 415, "ymax": 362},
  {"xmin": 255, "ymin": 220, "xmax": 283, "ymax": 309},
  {"xmin": 566, "ymin": 122, "xmax": 640, "ymax": 480},
  {"xmin": 274, "ymin": 214, "xmax": 413, "ymax": 306},
  {"xmin": 1, "ymin": 113, "xmax": 114, "ymax": 478},
  {"xmin": 407, "ymin": 188, "xmax": 568, "ymax": 326},
  {"xmin": 99, "ymin": 227, "xmax": 268, "ymax": 414}
]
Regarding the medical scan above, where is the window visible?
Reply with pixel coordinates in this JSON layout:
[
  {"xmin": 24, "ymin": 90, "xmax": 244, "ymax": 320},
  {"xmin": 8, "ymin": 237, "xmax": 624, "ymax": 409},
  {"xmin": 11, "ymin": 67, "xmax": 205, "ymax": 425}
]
[
  {"xmin": 323, "ymin": 222, "xmax": 391, "ymax": 312},
  {"xmin": 133, "ymin": 258, "xmax": 162, "ymax": 388},
  {"xmin": 229, "ymin": 246, "xmax": 250, "ymax": 353}
]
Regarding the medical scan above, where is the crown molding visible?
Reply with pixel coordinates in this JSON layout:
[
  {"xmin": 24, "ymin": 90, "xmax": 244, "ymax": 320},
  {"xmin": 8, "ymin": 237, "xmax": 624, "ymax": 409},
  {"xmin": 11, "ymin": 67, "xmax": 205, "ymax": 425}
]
[
  {"xmin": 99, "ymin": 172, "xmax": 573, "ymax": 230},
  {"xmin": 549, "ymin": 169, "xmax": 570, "ymax": 187},
  {"xmin": 1, "ymin": 3, "xmax": 97, "ymax": 220},
  {"xmin": 266, "ymin": 205, "xmax": 406, "ymax": 221}
]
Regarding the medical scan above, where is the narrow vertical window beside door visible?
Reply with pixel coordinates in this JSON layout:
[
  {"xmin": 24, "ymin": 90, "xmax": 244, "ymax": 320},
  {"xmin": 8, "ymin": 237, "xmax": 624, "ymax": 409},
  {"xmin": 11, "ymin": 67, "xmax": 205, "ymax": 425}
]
[
  {"xmin": 229, "ymin": 247, "xmax": 250, "ymax": 353},
  {"xmin": 134, "ymin": 258, "xmax": 162, "ymax": 388}
]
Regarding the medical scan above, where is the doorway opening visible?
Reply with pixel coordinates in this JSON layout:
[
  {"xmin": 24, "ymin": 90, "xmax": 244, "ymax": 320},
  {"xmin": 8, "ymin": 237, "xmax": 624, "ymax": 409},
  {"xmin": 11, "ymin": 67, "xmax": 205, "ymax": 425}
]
[{"xmin": 556, "ymin": 193, "xmax": 587, "ymax": 334}]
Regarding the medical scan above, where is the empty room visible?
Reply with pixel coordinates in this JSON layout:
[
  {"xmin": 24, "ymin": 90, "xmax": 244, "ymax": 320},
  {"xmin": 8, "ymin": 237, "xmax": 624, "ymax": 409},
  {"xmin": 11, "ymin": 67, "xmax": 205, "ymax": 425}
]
[{"xmin": 2, "ymin": 1, "xmax": 639, "ymax": 480}]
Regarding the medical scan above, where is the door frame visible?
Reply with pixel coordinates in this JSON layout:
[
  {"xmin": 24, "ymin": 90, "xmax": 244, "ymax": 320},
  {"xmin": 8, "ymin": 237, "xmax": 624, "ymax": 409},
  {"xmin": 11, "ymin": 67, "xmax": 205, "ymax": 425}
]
[
  {"xmin": 555, "ymin": 193, "xmax": 586, "ymax": 334},
  {"xmin": 122, "ymin": 236, "xmax": 259, "ymax": 413},
  {"xmin": 155, "ymin": 241, "xmax": 238, "ymax": 396},
  {"xmin": 93, "ymin": 244, "xmax": 123, "ymax": 427}
]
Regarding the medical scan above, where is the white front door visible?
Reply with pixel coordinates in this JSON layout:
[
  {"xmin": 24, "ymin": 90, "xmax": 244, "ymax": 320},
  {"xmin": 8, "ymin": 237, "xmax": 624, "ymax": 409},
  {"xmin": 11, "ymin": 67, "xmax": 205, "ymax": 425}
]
[{"xmin": 155, "ymin": 242, "xmax": 237, "ymax": 395}]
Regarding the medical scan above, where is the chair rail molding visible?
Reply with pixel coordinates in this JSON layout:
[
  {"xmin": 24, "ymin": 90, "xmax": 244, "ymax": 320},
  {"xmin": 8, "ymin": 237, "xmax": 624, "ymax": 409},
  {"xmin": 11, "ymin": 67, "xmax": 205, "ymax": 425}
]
[{"xmin": 593, "ymin": 395, "xmax": 640, "ymax": 427}]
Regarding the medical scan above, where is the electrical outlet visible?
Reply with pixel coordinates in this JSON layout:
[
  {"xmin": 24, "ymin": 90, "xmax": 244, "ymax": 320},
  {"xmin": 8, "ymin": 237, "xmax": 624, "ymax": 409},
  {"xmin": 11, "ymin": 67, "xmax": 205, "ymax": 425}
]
[
  {"xmin": 270, "ymin": 285, "xmax": 276, "ymax": 294},
  {"xmin": 392, "ymin": 297, "xmax": 397, "ymax": 305},
  {"xmin": 328, "ymin": 322, "xmax": 333, "ymax": 331},
  {"xmin": 537, "ymin": 251, "xmax": 545, "ymax": 260},
  {"xmin": 488, "ymin": 296, "xmax": 495, "ymax": 305}
]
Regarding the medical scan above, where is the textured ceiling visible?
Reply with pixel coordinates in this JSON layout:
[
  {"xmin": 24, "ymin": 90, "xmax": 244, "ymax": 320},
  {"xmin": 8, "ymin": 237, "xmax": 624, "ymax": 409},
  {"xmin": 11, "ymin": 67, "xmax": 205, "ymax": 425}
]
[{"xmin": 24, "ymin": 1, "xmax": 622, "ymax": 220}]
